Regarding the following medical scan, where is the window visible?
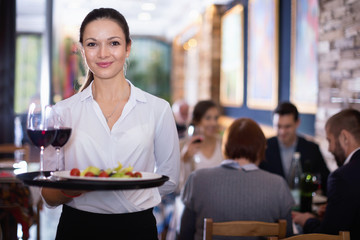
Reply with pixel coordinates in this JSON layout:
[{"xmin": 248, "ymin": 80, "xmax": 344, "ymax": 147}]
[
  {"xmin": 15, "ymin": 34, "xmax": 42, "ymax": 114},
  {"xmin": 126, "ymin": 38, "xmax": 171, "ymax": 102}
]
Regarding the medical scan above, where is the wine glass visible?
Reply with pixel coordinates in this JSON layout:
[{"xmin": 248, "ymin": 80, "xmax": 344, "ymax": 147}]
[
  {"xmin": 187, "ymin": 125, "xmax": 204, "ymax": 143},
  {"xmin": 27, "ymin": 103, "xmax": 57, "ymax": 180},
  {"xmin": 187, "ymin": 124, "xmax": 204, "ymax": 163},
  {"xmin": 50, "ymin": 109, "xmax": 72, "ymax": 178}
]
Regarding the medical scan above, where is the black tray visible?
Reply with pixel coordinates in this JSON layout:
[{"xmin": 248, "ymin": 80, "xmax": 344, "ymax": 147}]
[{"xmin": 16, "ymin": 171, "xmax": 169, "ymax": 190}]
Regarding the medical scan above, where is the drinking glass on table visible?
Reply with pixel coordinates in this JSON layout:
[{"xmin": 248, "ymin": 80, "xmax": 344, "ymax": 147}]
[{"xmin": 27, "ymin": 103, "xmax": 57, "ymax": 180}]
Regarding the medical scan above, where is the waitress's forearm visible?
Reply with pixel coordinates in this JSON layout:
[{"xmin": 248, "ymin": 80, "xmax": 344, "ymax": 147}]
[{"xmin": 41, "ymin": 187, "xmax": 82, "ymax": 206}]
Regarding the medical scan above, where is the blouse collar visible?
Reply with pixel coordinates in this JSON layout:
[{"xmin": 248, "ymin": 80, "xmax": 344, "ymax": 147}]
[{"xmin": 221, "ymin": 159, "xmax": 258, "ymax": 172}]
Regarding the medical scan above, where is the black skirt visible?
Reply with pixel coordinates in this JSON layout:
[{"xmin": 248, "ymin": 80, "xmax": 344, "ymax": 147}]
[{"xmin": 56, "ymin": 204, "xmax": 158, "ymax": 240}]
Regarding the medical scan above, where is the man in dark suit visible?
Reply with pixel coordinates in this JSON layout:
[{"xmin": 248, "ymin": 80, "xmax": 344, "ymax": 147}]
[
  {"xmin": 293, "ymin": 109, "xmax": 360, "ymax": 239},
  {"xmin": 259, "ymin": 102, "xmax": 330, "ymax": 195}
]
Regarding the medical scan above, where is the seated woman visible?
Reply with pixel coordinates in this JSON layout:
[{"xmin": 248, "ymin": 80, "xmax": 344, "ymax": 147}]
[
  {"xmin": 179, "ymin": 118, "xmax": 294, "ymax": 240},
  {"xmin": 169, "ymin": 100, "xmax": 223, "ymax": 239},
  {"xmin": 179, "ymin": 100, "xmax": 223, "ymax": 189}
]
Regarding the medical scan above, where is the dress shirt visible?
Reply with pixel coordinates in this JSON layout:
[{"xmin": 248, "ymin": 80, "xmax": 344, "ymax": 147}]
[
  {"xmin": 43, "ymin": 80, "xmax": 180, "ymax": 214},
  {"xmin": 221, "ymin": 159, "xmax": 258, "ymax": 171},
  {"xmin": 278, "ymin": 139, "xmax": 297, "ymax": 180},
  {"xmin": 343, "ymin": 147, "xmax": 360, "ymax": 166}
]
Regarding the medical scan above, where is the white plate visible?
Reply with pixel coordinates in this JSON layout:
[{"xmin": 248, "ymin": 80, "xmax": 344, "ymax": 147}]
[{"xmin": 52, "ymin": 171, "xmax": 162, "ymax": 181}]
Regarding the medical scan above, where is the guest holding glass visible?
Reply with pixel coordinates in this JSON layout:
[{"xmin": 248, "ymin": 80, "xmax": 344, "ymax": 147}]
[
  {"xmin": 292, "ymin": 109, "xmax": 360, "ymax": 239},
  {"xmin": 179, "ymin": 118, "xmax": 294, "ymax": 240},
  {"xmin": 169, "ymin": 100, "xmax": 223, "ymax": 239},
  {"xmin": 179, "ymin": 100, "xmax": 223, "ymax": 187},
  {"xmin": 41, "ymin": 8, "xmax": 179, "ymax": 239}
]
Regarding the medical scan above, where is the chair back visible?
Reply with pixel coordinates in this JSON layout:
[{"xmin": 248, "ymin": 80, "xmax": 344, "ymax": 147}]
[
  {"xmin": 267, "ymin": 231, "xmax": 350, "ymax": 240},
  {"xmin": 203, "ymin": 218, "xmax": 287, "ymax": 240},
  {"xmin": 0, "ymin": 144, "xmax": 30, "ymax": 162}
]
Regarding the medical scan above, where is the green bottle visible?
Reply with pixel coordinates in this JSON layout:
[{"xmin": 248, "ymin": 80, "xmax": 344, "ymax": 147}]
[{"xmin": 300, "ymin": 160, "xmax": 318, "ymax": 212}]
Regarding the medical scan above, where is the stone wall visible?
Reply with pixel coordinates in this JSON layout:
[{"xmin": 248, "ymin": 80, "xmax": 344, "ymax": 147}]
[{"xmin": 316, "ymin": 0, "xmax": 360, "ymax": 171}]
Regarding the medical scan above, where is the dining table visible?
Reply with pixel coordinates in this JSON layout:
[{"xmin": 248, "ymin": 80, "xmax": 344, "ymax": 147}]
[{"xmin": 0, "ymin": 160, "xmax": 40, "ymax": 240}]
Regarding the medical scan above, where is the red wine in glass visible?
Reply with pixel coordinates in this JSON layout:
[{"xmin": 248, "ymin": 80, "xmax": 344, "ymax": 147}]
[
  {"xmin": 27, "ymin": 103, "xmax": 56, "ymax": 180},
  {"xmin": 188, "ymin": 125, "xmax": 203, "ymax": 143},
  {"xmin": 192, "ymin": 138, "xmax": 203, "ymax": 143},
  {"xmin": 27, "ymin": 129, "xmax": 57, "ymax": 148},
  {"xmin": 50, "ymin": 127, "xmax": 72, "ymax": 174},
  {"xmin": 49, "ymin": 107, "xmax": 72, "ymax": 178},
  {"xmin": 52, "ymin": 128, "xmax": 72, "ymax": 148}
]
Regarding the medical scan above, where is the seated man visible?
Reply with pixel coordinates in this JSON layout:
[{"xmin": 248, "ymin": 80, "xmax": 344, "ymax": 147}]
[
  {"xmin": 260, "ymin": 102, "xmax": 330, "ymax": 195},
  {"xmin": 293, "ymin": 109, "xmax": 360, "ymax": 239}
]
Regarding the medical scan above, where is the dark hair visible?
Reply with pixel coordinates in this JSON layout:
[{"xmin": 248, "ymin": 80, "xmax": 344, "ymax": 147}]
[
  {"xmin": 223, "ymin": 118, "xmax": 266, "ymax": 163},
  {"xmin": 78, "ymin": 8, "xmax": 131, "ymax": 92},
  {"xmin": 191, "ymin": 100, "xmax": 218, "ymax": 125},
  {"xmin": 273, "ymin": 101, "xmax": 299, "ymax": 121},
  {"xmin": 326, "ymin": 108, "xmax": 360, "ymax": 142}
]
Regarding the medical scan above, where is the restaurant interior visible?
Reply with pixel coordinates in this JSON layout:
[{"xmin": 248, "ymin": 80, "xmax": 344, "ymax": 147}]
[{"xmin": 1, "ymin": 0, "xmax": 360, "ymax": 239}]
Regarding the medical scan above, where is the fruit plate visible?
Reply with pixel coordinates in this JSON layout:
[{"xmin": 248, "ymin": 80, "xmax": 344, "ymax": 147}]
[
  {"xmin": 16, "ymin": 171, "xmax": 169, "ymax": 190},
  {"xmin": 52, "ymin": 171, "xmax": 162, "ymax": 181}
]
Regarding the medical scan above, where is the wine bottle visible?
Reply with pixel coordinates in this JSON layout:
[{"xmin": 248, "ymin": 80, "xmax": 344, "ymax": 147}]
[
  {"xmin": 288, "ymin": 152, "xmax": 302, "ymax": 211},
  {"xmin": 300, "ymin": 160, "xmax": 317, "ymax": 212}
]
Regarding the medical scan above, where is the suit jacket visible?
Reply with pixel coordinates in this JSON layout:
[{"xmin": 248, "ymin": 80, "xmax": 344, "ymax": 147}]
[
  {"xmin": 259, "ymin": 136, "xmax": 330, "ymax": 195},
  {"xmin": 304, "ymin": 149, "xmax": 360, "ymax": 239}
]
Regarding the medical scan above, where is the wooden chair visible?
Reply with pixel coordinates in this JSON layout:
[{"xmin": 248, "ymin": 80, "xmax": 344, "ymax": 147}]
[
  {"xmin": 267, "ymin": 231, "xmax": 350, "ymax": 240},
  {"xmin": 203, "ymin": 218, "xmax": 287, "ymax": 240},
  {"xmin": 0, "ymin": 143, "xmax": 41, "ymax": 240}
]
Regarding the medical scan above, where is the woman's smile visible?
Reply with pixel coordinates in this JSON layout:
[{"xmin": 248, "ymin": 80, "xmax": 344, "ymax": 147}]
[{"xmin": 97, "ymin": 62, "xmax": 113, "ymax": 68}]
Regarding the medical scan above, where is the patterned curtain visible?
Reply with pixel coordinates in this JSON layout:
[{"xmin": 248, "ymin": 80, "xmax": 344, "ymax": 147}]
[{"xmin": 0, "ymin": 0, "xmax": 16, "ymax": 144}]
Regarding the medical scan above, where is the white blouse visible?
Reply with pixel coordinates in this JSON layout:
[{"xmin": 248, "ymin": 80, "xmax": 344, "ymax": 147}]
[{"xmin": 43, "ymin": 80, "xmax": 180, "ymax": 214}]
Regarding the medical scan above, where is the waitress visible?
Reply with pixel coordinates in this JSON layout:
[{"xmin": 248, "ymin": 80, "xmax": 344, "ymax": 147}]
[{"xmin": 42, "ymin": 8, "xmax": 180, "ymax": 240}]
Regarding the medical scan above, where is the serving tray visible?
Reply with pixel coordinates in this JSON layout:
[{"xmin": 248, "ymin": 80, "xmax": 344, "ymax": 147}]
[{"xmin": 16, "ymin": 171, "xmax": 169, "ymax": 190}]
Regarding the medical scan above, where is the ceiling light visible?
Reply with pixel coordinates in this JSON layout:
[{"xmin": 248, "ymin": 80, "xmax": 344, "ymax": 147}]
[
  {"xmin": 138, "ymin": 12, "xmax": 152, "ymax": 21},
  {"xmin": 141, "ymin": 3, "xmax": 156, "ymax": 11}
]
